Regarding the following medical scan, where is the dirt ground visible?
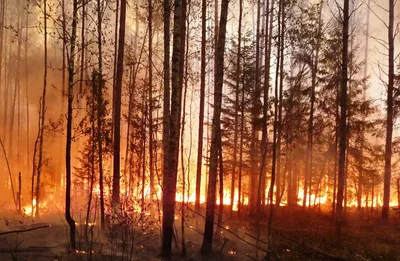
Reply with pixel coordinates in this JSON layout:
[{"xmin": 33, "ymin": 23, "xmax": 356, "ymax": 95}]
[{"xmin": 1, "ymin": 205, "xmax": 400, "ymax": 261}]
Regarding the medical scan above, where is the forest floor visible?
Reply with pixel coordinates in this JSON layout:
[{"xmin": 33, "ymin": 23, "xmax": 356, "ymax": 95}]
[{"xmin": 0, "ymin": 205, "xmax": 400, "ymax": 261}]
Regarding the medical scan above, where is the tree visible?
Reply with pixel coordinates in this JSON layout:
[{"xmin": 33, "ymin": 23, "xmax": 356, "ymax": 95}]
[
  {"xmin": 35, "ymin": 0, "xmax": 48, "ymax": 218},
  {"xmin": 161, "ymin": 0, "xmax": 186, "ymax": 257},
  {"xmin": 201, "ymin": 0, "xmax": 229, "ymax": 254},
  {"xmin": 112, "ymin": 0, "xmax": 127, "ymax": 208},
  {"xmin": 336, "ymin": 0, "xmax": 349, "ymax": 240},
  {"xmin": 66, "ymin": 0, "xmax": 79, "ymax": 250},
  {"xmin": 382, "ymin": 0, "xmax": 395, "ymax": 223},
  {"xmin": 96, "ymin": 0, "xmax": 105, "ymax": 230},
  {"xmin": 195, "ymin": 0, "xmax": 207, "ymax": 212}
]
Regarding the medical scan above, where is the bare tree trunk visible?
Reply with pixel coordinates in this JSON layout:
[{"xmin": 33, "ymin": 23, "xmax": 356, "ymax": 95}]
[
  {"xmin": 96, "ymin": 0, "xmax": 105, "ymax": 230},
  {"xmin": 276, "ymin": 0, "xmax": 286, "ymax": 207},
  {"xmin": 161, "ymin": 0, "xmax": 186, "ymax": 257},
  {"xmin": 382, "ymin": 0, "xmax": 394, "ymax": 223},
  {"xmin": 112, "ymin": 0, "xmax": 127, "ymax": 207},
  {"xmin": 231, "ymin": 0, "xmax": 243, "ymax": 216},
  {"xmin": 200, "ymin": 0, "xmax": 229, "ymax": 254},
  {"xmin": 111, "ymin": 0, "xmax": 120, "ymax": 140},
  {"xmin": 61, "ymin": 0, "xmax": 66, "ymax": 110},
  {"xmin": 335, "ymin": 0, "xmax": 349, "ymax": 241},
  {"xmin": 148, "ymin": 0, "xmax": 154, "ymax": 201},
  {"xmin": 250, "ymin": 0, "xmax": 262, "ymax": 216},
  {"xmin": 265, "ymin": 1, "xmax": 282, "ymax": 259},
  {"xmin": 25, "ymin": 0, "xmax": 30, "ymax": 190},
  {"xmin": 79, "ymin": 0, "xmax": 86, "ymax": 94},
  {"xmin": 195, "ymin": 0, "xmax": 207, "ymax": 212},
  {"xmin": 262, "ymin": 0, "xmax": 275, "ymax": 210},
  {"xmin": 359, "ymin": 0, "xmax": 371, "ymax": 214},
  {"xmin": 163, "ymin": 0, "xmax": 171, "ymax": 212},
  {"xmin": 66, "ymin": 0, "xmax": 79, "ymax": 250},
  {"xmin": 86, "ymin": 77, "xmax": 96, "ymax": 241},
  {"xmin": 36, "ymin": 0, "xmax": 48, "ymax": 218}
]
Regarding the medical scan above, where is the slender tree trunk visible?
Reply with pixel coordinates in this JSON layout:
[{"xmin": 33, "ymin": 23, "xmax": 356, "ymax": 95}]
[
  {"xmin": 25, "ymin": 0, "xmax": 30, "ymax": 189},
  {"xmin": 112, "ymin": 0, "xmax": 127, "ymax": 207},
  {"xmin": 238, "ymin": 64, "xmax": 245, "ymax": 218},
  {"xmin": 61, "ymin": 0, "xmax": 66, "ymax": 110},
  {"xmin": 161, "ymin": 0, "xmax": 186, "ymax": 257},
  {"xmin": 195, "ymin": 0, "xmax": 207, "ymax": 212},
  {"xmin": 200, "ymin": 0, "xmax": 229, "ymax": 254},
  {"xmin": 335, "ymin": 0, "xmax": 349, "ymax": 241},
  {"xmin": 111, "ymin": 0, "xmax": 120, "ymax": 139},
  {"xmin": 36, "ymin": 0, "xmax": 48, "ymax": 218},
  {"xmin": 359, "ymin": 0, "xmax": 371, "ymax": 214},
  {"xmin": 382, "ymin": 0, "xmax": 394, "ymax": 223},
  {"xmin": 79, "ymin": 0, "xmax": 86, "ymax": 94},
  {"xmin": 66, "ymin": 0, "xmax": 79, "ymax": 250},
  {"xmin": 96, "ymin": 0, "xmax": 105, "ymax": 229},
  {"xmin": 86, "ymin": 78, "xmax": 96, "ymax": 241},
  {"xmin": 265, "ymin": 1, "xmax": 281, "ymax": 259},
  {"xmin": 262, "ymin": 0, "xmax": 275, "ymax": 210},
  {"xmin": 148, "ymin": 0, "xmax": 154, "ymax": 201},
  {"xmin": 250, "ymin": 0, "xmax": 262, "ymax": 215},
  {"xmin": 163, "ymin": 0, "xmax": 171, "ymax": 212},
  {"xmin": 231, "ymin": 0, "xmax": 243, "ymax": 215},
  {"xmin": 276, "ymin": 0, "xmax": 286, "ymax": 207}
]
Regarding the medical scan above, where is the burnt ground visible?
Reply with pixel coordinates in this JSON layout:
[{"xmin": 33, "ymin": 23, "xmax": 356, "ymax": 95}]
[{"xmin": 0, "ymin": 205, "xmax": 400, "ymax": 261}]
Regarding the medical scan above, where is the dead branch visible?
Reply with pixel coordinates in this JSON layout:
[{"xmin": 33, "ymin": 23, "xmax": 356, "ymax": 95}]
[{"xmin": 0, "ymin": 224, "xmax": 51, "ymax": 236}]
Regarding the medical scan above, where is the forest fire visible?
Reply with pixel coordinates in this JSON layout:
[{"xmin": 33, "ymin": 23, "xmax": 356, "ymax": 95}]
[{"xmin": 1, "ymin": 0, "xmax": 400, "ymax": 260}]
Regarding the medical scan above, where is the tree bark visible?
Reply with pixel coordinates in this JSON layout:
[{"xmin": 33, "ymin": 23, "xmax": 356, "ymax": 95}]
[
  {"xmin": 36, "ymin": 0, "xmax": 48, "ymax": 218},
  {"xmin": 195, "ymin": 0, "xmax": 207, "ymax": 212},
  {"xmin": 335, "ymin": 0, "xmax": 349, "ymax": 241},
  {"xmin": 161, "ymin": 0, "xmax": 186, "ymax": 257},
  {"xmin": 200, "ymin": 0, "xmax": 229, "ymax": 254},
  {"xmin": 66, "ymin": 0, "xmax": 79, "ymax": 250},
  {"xmin": 382, "ymin": 0, "xmax": 394, "ymax": 223},
  {"xmin": 231, "ymin": 0, "xmax": 243, "ymax": 215},
  {"xmin": 96, "ymin": 0, "xmax": 105, "ymax": 229},
  {"xmin": 112, "ymin": 0, "xmax": 127, "ymax": 207}
]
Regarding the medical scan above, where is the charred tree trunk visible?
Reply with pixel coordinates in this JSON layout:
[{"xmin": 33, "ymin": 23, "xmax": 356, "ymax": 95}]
[
  {"xmin": 36, "ymin": 0, "xmax": 48, "ymax": 218},
  {"xmin": 382, "ymin": 0, "xmax": 394, "ymax": 223},
  {"xmin": 265, "ymin": 1, "xmax": 282, "ymax": 259},
  {"xmin": 161, "ymin": 0, "xmax": 186, "ymax": 257},
  {"xmin": 148, "ymin": 0, "xmax": 154, "ymax": 201},
  {"xmin": 112, "ymin": 0, "xmax": 127, "ymax": 208},
  {"xmin": 195, "ymin": 0, "xmax": 207, "ymax": 212},
  {"xmin": 66, "ymin": 0, "xmax": 79, "ymax": 250},
  {"xmin": 231, "ymin": 0, "xmax": 243, "ymax": 216},
  {"xmin": 335, "ymin": 0, "xmax": 349, "ymax": 241},
  {"xmin": 96, "ymin": 0, "xmax": 105, "ymax": 230},
  {"xmin": 163, "ymin": 0, "xmax": 171, "ymax": 211},
  {"xmin": 250, "ymin": 0, "xmax": 262, "ymax": 216},
  {"xmin": 200, "ymin": 0, "xmax": 229, "ymax": 254}
]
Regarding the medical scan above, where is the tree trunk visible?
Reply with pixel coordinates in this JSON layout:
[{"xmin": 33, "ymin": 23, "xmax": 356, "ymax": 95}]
[
  {"xmin": 66, "ymin": 0, "xmax": 78, "ymax": 250},
  {"xmin": 195, "ymin": 0, "xmax": 207, "ymax": 212},
  {"xmin": 36, "ymin": 0, "xmax": 48, "ymax": 218},
  {"xmin": 265, "ymin": 1, "xmax": 281, "ymax": 259},
  {"xmin": 96, "ymin": 0, "xmax": 105, "ymax": 229},
  {"xmin": 163, "ymin": 0, "xmax": 171, "ymax": 212},
  {"xmin": 250, "ymin": 0, "xmax": 262, "ymax": 216},
  {"xmin": 231, "ymin": 0, "xmax": 243, "ymax": 216},
  {"xmin": 200, "ymin": 0, "xmax": 229, "ymax": 254},
  {"xmin": 148, "ymin": 0, "xmax": 154, "ymax": 201},
  {"xmin": 335, "ymin": 0, "xmax": 349, "ymax": 241},
  {"xmin": 112, "ymin": 0, "xmax": 127, "ymax": 207},
  {"xmin": 161, "ymin": 0, "xmax": 186, "ymax": 257},
  {"xmin": 382, "ymin": 0, "xmax": 394, "ymax": 223}
]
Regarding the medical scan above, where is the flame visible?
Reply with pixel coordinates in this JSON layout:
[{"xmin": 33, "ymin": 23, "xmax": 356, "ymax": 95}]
[{"xmin": 22, "ymin": 198, "xmax": 36, "ymax": 216}]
